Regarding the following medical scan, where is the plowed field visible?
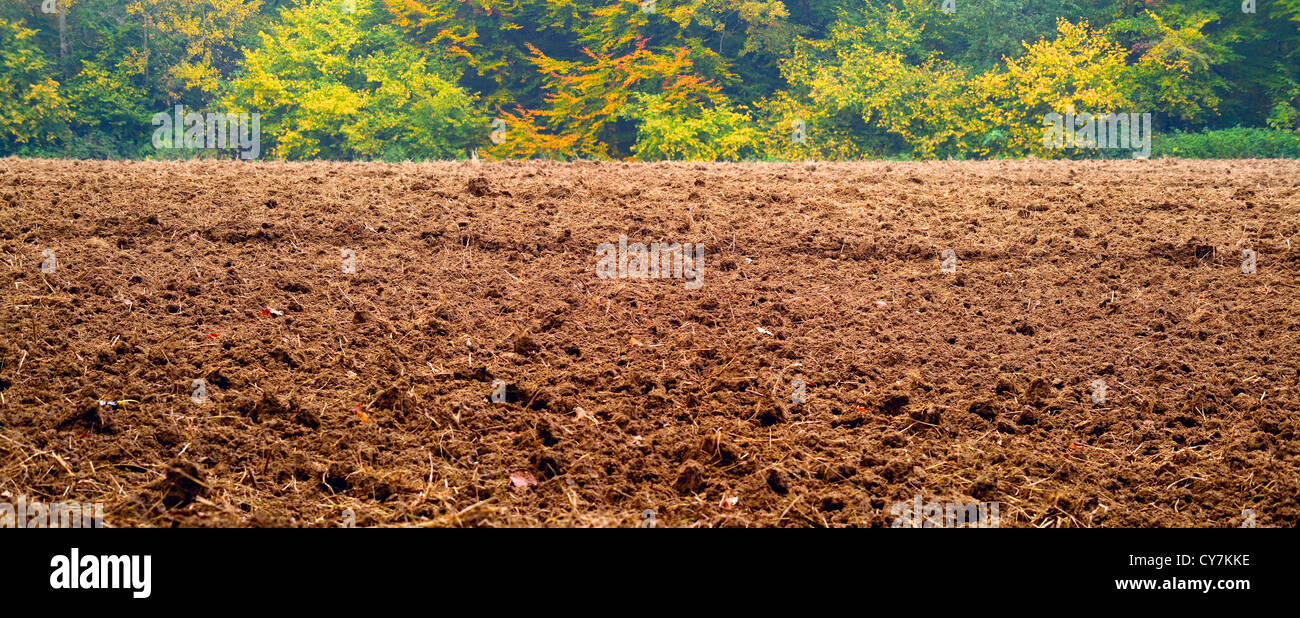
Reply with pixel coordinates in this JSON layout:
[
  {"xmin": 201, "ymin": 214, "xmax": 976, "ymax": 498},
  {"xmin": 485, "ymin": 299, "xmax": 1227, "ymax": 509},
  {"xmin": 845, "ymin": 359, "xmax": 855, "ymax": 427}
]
[{"xmin": 1, "ymin": 158, "xmax": 1296, "ymax": 527}]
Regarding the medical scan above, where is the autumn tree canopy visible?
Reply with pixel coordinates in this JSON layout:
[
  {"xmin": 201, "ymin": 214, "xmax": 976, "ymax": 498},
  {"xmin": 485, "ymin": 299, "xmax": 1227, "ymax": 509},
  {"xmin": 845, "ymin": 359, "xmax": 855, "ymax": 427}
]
[{"xmin": 2, "ymin": 0, "xmax": 1297, "ymax": 159}]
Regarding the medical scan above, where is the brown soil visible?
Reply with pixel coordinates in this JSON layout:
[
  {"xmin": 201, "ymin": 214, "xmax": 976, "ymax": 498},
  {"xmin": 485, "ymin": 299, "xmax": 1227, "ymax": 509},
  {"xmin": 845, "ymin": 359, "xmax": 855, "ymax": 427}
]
[{"xmin": 1, "ymin": 158, "xmax": 1297, "ymax": 527}]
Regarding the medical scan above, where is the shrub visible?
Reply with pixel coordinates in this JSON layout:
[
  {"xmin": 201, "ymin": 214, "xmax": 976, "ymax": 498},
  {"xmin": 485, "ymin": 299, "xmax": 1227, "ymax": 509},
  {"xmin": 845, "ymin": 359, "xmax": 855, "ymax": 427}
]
[{"xmin": 1154, "ymin": 127, "xmax": 1300, "ymax": 159}]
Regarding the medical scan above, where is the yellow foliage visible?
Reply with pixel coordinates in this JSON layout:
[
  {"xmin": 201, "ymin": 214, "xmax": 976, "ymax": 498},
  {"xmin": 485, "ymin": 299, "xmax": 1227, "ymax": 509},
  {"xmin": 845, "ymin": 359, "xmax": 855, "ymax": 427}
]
[{"xmin": 977, "ymin": 19, "xmax": 1132, "ymax": 157}]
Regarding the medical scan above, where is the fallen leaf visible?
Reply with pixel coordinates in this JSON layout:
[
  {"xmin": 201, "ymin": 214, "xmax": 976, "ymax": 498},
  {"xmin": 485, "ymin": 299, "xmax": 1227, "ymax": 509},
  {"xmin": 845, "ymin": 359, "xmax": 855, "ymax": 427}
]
[{"xmin": 510, "ymin": 471, "xmax": 538, "ymax": 487}]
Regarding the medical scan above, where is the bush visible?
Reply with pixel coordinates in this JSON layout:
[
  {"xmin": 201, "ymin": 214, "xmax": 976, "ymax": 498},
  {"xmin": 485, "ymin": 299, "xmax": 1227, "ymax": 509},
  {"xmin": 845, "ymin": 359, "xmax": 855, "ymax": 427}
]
[
  {"xmin": 621, "ymin": 94, "xmax": 761, "ymax": 161},
  {"xmin": 0, "ymin": 19, "xmax": 71, "ymax": 155},
  {"xmin": 1154, "ymin": 128, "xmax": 1300, "ymax": 159},
  {"xmin": 223, "ymin": 0, "xmax": 483, "ymax": 161}
]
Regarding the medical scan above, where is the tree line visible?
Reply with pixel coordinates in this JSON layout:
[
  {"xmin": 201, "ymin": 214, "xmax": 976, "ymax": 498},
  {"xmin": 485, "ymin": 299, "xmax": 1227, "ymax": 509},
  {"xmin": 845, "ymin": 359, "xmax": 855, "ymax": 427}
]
[{"xmin": 2, "ymin": 0, "xmax": 1298, "ymax": 160}]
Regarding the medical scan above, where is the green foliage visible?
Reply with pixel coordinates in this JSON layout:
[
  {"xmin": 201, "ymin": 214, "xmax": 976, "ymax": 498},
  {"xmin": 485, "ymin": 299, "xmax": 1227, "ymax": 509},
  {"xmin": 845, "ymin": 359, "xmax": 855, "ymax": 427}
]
[
  {"xmin": 1, "ymin": 0, "xmax": 1298, "ymax": 160},
  {"xmin": 768, "ymin": 1, "xmax": 980, "ymax": 158},
  {"xmin": 225, "ymin": 0, "xmax": 482, "ymax": 160},
  {"xmin": 0, "ymin": 19, "xmax": 69, "ymax": 155},
  {"xmin": 621, "ymin": 92, "xmax": 761, "ymax": 161},
  {"xmin": 125, "ymin": 0, "xmax": 265, "ymax": 99},
  {"xmin": 1153, "ymin": 127, "xmax": 1300, "ymax": 158},
  {"xmin": 63, "ymin": 60, "xmax": 154, "ymax": 158},
  {"xmin": 979, "ymin": 19, "xmax": 1133, "ymax": 157},
  {"xmin": 939, "ymin": 0, "xmax": 1112, "ymax": 73},
  {"xmin": 1112, "ymin": 10, "xmax": 1228, "ymax": 125}
]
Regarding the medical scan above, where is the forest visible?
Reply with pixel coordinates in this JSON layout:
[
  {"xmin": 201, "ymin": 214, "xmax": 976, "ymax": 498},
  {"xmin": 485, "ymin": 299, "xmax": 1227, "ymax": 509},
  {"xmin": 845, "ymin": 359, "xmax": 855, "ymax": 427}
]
[{"xmin": 2, "ymin": 0, "xmax": 1299, "ymax": 160}]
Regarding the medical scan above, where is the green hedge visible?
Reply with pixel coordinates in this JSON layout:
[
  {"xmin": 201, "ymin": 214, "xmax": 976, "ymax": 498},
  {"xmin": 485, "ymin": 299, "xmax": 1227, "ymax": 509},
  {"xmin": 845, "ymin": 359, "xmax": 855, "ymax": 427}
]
[{"xmin": 1154, "ymin": 128, "xmax": 1300, "ymax": 159}]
